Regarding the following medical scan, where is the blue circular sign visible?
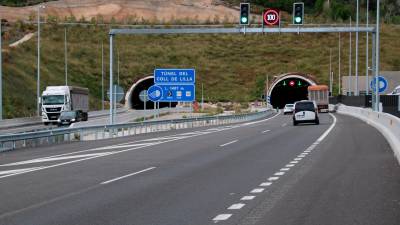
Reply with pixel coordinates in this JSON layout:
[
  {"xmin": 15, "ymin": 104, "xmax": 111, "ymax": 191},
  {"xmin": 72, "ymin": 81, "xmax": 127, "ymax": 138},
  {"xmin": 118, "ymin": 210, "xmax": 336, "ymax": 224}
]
[
  {"xmin": 147, "ymin": 85, "xmax": 163, "ymax": 102},
  {"xmin": 370, "ymin": 76, "xmax": 388, "ymax": 93}
]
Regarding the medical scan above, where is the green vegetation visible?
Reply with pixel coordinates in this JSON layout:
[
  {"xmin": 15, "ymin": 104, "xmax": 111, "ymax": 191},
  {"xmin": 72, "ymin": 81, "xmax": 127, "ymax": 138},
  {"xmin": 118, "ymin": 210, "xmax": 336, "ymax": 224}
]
[
  {"xmin": 0, "ymin": 0, "xmax": 54, "ymax": 6},
  {"xmin": 1, "ymin": 21, "xmax": 400, "ymax": 118}
]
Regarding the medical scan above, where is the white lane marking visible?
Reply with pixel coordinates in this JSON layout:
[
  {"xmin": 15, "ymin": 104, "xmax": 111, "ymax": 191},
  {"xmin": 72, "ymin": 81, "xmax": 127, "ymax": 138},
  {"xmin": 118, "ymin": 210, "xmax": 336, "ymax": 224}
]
[
  {"xmin": 260, "ymin": 182, "xmax": 272, "ymax": 187},
  {"xmin": 0, "ymin": 124, "xmax": 242, "ymax": 180},
  {"xmin": 280, "ymin": 167, "xmax": 290, "ymax": 171},
  {"xmin": 220, "ymin": 140, "xmax": 238, "ymax": 147},
  {"xmin": 0, "ymin": 167, "xmax": 43, "ymax": 176},
  {"xmin": 228, "ymin": 203, "xmax": 245, "ymax": 210},
  {"xmin": 290, "ymin": 161, "xmax": 299, "ymax": 164},
  {"xmin": 241, "ymin": 196, "xmax": 255, "ymax": 200},
  {"xmin": 1, "ymin": 152, "xmax": 113, "ymax": 166},
  {"xmin": 294, "ymin": 158, "xmax": 302, "ymax": 161},
  {"xmin": 268, "ymin": 177, "xmax": 279, "ymax": 181},
  {"xmin": 243, "ymin": 111, "xmax": 280, "ymax": 126},
  {"xmin": 281, "ymin": 123, "xmax": 287, "ymax": 127},
  {"xmin": 101, "ymin": 167, "xmax": 156, "ymax": 185},
  {"xmin": 274, "ymin": 172, "xmax": 285, "ymax": 176},
  {"xmin": 213, "ymin": 214, "xmax": 232, "ymax": 221},
  {"xmin": 317, "ymin": 113, "xmax": 337, "ymax": 142},
  {"xmin": 250, "ymin": 188, "xmax": 265, "ymax": 193},
  {"xmin": 286, "ymin": 164, "xmax": 295, "ymax": 167},
  {"xmin": 261, "ymin": 130, "xmax": 271, "ymax": 134}
]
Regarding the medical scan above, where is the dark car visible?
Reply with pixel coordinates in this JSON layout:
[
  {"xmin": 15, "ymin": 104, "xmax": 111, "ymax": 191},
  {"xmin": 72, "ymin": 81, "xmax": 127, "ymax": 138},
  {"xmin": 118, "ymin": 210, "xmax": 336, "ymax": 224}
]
[{"xmin": 57, "ymin": 111, "xmax": 81, "ymax": 126}]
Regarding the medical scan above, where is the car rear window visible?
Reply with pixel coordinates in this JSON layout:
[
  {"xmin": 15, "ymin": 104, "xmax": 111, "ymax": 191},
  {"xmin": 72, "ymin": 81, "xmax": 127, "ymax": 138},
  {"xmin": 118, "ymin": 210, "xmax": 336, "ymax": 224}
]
[{"xmin": 295, "ymin": 102, "xmax": 314, "ymax": 111}]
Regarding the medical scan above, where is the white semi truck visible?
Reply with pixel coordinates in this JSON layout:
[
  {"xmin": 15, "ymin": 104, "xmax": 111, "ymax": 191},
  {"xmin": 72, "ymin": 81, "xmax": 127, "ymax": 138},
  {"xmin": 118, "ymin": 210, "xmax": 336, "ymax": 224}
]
[{"xmin": 41, "ymin": 86, "xmax": 89, "ymax": 125}]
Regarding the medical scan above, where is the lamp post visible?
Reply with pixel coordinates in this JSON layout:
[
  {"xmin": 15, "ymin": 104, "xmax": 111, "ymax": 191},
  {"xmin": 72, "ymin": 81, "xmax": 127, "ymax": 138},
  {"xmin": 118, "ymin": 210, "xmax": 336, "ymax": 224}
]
[
  {"xmin": 64, "ymin": 26, "xmax": 68, "ymax": 85},
  {"xmin": 355, "ymin": 0, "xmax": 359, "ymax": 95},
  {"xmin": 37, "ymin": 4, "xmax": 45, "ymax": 117},
  {"xmin": 375, "ymin": 0, "xmax": 381, "ymax": 111},
  {"xmin": 365, "ymin": 0, "xmax": 369, "ymax": 95},
  {"xmin": 0, "ymin": 19, "xmax": 2, "ymax": 120}
]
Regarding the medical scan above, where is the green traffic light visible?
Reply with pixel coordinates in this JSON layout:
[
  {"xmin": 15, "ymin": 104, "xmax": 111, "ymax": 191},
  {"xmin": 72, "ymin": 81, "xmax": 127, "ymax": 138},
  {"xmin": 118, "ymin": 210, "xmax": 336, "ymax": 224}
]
[
  {"xmin": 295, "ymin": 17, "xmax": 302, "ymax": 23},
  {"xmin": 241, "ymin": 17, "xmax": 248, "ymax": 24}
]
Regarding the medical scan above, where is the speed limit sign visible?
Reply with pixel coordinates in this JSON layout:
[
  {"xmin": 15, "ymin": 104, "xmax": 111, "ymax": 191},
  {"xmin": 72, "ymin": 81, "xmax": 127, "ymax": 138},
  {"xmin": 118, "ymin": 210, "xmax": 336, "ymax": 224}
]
[{"xmin": 263, "ymin": 9, "xmax": 280, "ymax": 26}]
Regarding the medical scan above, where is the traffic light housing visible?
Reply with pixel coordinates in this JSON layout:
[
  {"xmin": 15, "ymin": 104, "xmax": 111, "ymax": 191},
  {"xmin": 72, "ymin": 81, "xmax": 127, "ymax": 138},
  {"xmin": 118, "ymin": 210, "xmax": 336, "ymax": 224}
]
[
  {"xmin": 293, "ymin": 2, "xmax": 304, "ymax": 25},
  {"xmin": 240, "ymin": 3, "xmax": 250, "ymax": 25}
]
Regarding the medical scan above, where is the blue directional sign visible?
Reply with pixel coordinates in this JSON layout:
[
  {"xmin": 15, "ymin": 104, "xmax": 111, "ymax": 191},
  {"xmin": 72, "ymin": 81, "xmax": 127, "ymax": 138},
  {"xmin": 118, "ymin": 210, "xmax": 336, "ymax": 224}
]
[
  {"xmin": 370, "ymin": 76, "xmax": 388, "ymax": 93},
  {"xmin": 158, "ymin": 85, "xmax": 195, "ymax": 102},
  {"xmin": 147, "ymin": 85, "xmax": 163, "ymax": 102},
  {"xmin": 154, "ymin": 69, "xmax": 195, "ymax": 84}
]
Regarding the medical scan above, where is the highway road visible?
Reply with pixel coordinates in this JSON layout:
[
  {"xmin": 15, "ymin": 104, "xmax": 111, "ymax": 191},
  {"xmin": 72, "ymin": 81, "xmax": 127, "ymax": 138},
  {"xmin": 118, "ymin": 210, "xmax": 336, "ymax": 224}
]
[{"xmin": 0, "ymin": 112, "xmax": 399, "ymax": 225}]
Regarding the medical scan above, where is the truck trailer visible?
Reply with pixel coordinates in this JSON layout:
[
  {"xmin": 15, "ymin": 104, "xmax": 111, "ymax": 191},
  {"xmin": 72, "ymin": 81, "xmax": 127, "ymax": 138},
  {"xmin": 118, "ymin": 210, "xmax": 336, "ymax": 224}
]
[
  {"xmin": 307, "ymin": 85, "xmax": 329, "ymax": 113},
  {"xmin": 41, "ymin": 86, "xmax": 89, "ymax": 125}
]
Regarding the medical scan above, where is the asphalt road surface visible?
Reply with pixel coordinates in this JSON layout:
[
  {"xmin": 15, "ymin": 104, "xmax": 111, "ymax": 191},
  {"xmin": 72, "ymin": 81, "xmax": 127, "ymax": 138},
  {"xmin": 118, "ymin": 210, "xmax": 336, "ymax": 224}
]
[{"xmin": 0, "ymin": 112, "xmax": 399, "ymax": 225}]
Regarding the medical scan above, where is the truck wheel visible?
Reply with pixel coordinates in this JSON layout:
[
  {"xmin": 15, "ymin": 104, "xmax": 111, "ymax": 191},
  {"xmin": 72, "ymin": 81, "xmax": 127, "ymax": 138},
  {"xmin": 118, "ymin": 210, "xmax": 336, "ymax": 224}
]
[
  {"xmin": 293, "ymin": 120, "xmax": 298, "ymax": 126},
  {"xmin": 315, "ymin": 118, "xmax": 320, "ymax": 125}
]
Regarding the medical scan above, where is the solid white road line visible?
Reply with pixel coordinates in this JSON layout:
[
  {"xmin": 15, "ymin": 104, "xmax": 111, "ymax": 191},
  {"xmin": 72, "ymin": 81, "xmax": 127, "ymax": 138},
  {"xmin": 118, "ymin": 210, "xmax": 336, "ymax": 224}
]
[
  {"xmin": 261, "ymin": 129, "xmax": 271, "ymax": 133},
  {"xmin": 241, "ymin": 196, "xmax": 256, "ymax": 200},
  {"xmin": 228, "ymin": 203, "xmax": 245, "ymax": 210},
  {"xmin": 101, "ymin": 167, "xmax": 156, "ymax": 185},
  {"xmin": 220, "ymin": 140, "xmax": 238, "ymax": 147}
]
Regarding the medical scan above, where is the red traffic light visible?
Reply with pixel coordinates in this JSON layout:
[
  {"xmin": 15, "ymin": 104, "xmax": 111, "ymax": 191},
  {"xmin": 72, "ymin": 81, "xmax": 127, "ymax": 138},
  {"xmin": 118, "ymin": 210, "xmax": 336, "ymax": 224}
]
[{"xmin": 289, "ymin": 81, "xmax": 295, "ymax": 86}]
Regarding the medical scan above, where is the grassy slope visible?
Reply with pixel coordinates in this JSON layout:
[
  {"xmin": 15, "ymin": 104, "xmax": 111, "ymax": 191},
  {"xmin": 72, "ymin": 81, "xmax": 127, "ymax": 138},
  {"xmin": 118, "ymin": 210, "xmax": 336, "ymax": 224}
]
[{"xmin": 2, "ymin": 24, "xmax": 400, "ymax": 118}]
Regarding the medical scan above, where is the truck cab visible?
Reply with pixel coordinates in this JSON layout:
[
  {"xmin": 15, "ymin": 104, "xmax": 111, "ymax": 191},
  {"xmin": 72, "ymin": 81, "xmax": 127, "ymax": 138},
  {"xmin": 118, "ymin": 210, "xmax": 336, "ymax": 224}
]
[{"xmin": 42, "ymin": 87, "xmax": 70, "ymax": 125}]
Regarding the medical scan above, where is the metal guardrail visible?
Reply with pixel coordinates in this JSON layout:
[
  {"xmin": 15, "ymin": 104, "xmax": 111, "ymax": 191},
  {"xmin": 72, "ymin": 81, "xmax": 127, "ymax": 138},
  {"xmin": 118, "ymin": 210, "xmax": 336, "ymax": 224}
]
[{"xmin": 0, "ymin": 110, "xmax": 273, "ymax": 152}]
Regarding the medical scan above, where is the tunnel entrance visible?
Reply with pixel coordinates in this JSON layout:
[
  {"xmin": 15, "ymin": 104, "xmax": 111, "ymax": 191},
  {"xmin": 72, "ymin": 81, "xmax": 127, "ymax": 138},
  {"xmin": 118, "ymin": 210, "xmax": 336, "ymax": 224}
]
[
  {"xmin": 126, "ymin": 76, "xmax": 177, "ymax": 110},
  {"xmin": 270, "ymin": 77, "xmax": 312, "ymax": 109}
]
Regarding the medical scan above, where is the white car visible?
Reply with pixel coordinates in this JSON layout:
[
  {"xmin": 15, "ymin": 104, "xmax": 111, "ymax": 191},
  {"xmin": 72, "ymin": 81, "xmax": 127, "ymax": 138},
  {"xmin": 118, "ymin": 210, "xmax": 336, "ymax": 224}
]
[
  {"xmin": 388, "ymin": 85, "xmax": 400, "ymax": 95},
  {"xmin": 283, "ymin": 104, "xmax": 294, "ymax": 115},
  {"xmin": 293, "ymin": 100, "xmax": 319, "ymax": 126}
]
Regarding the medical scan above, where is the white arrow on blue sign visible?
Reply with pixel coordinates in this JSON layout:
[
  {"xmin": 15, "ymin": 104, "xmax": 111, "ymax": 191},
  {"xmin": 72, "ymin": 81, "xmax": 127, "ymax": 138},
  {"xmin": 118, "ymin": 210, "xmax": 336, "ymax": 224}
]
[
  {"xmin": 370, "ymin": 76, "xmax": 388, "ymax": 93},
  {"xmin": 147, "ymin": 85, "xmax": 163, "ymax": 102}
]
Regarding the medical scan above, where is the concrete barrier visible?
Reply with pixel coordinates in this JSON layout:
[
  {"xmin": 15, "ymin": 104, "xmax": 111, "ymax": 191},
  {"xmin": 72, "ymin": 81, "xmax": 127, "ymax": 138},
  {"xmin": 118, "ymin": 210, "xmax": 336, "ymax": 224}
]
[{"xmin": 337, "ymin": 104, "xmax": 400, "ymax": 165}]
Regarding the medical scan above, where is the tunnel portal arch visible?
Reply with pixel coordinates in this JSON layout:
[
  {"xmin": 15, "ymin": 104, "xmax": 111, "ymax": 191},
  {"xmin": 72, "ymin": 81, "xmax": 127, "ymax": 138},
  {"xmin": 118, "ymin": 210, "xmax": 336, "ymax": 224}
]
[
  {"xmin": 268, "ymin": 73, "xmax": 317, "ymax": 109},
  {"xmin": 125, "ymin": 76, "xmax": 178, "ymax": 110}
]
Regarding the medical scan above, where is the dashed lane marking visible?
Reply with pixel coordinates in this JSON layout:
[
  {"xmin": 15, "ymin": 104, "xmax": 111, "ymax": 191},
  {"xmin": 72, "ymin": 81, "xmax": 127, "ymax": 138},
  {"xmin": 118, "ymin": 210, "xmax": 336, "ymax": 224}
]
[
  {"xmin": 260, "ymin": 182, "xmax": 272, "ymax": 187},
  {"xmin": 250, "ymin": 188, "xmax": 265, "ymax": 193},
  {"xmin": 213, "ymin": 214, "xmax": 232, "ymax": 221},
  {"xmin": 220, "ymin": 140, "xmax": 238, "ymax": 147},
  {"xmin": 241, "ymin": 196, "xmax": 256, "ymax": 201},
  {"xmin": 101, "ymin": 167, "xmax": 156, "ymax": 185},
  {"xmin": 210, "ymin": 114, "xmax": 338, "ymax": 223},
  {"xmin": 228, "ymin": 203, "xmax": 245, "ymax": 210},
  {"xmin": 268, "ymin": 177, "xmax": 279, "ymax": 181}
]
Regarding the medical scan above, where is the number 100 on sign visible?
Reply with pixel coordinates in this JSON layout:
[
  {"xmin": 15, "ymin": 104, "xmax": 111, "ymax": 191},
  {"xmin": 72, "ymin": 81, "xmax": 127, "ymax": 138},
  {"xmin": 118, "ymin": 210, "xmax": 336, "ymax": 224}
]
[{"xmin": 263, "ymin": 9, "xmax": 280, "ymax": 26}]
